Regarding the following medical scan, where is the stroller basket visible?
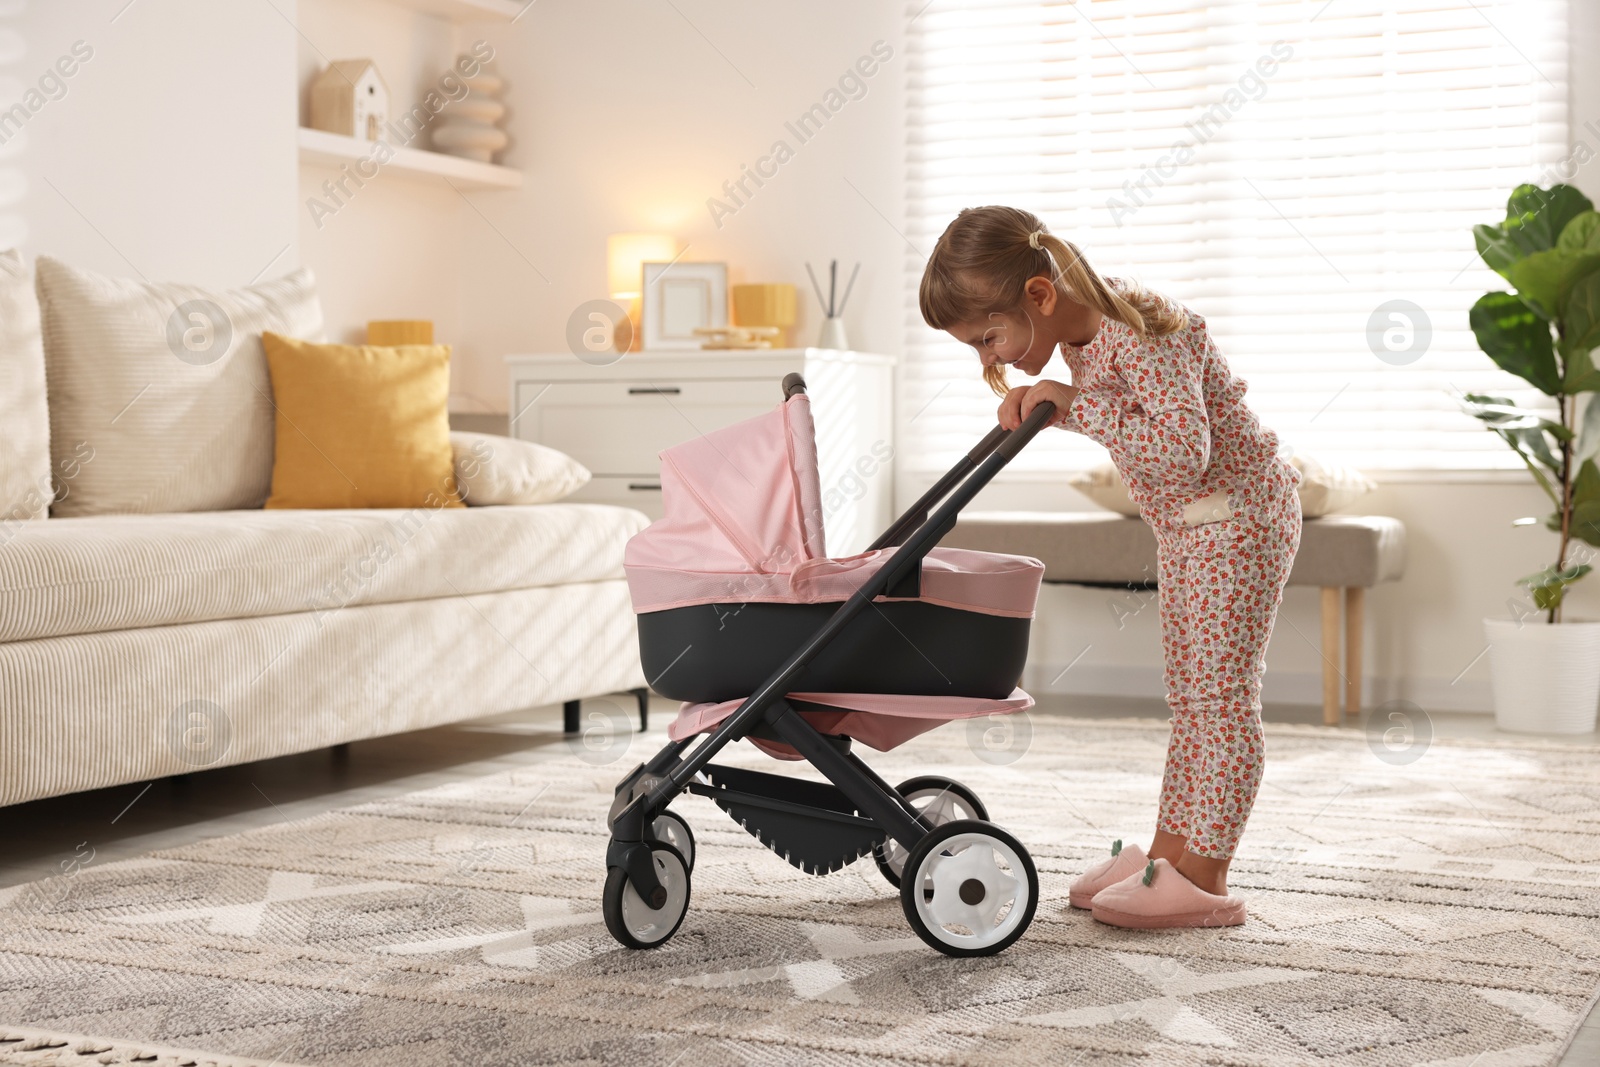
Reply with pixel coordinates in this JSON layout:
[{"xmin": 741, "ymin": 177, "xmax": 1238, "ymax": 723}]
[{"xmin": 604, "ymin": 373, "xmax": 1055, "ymax": 959}]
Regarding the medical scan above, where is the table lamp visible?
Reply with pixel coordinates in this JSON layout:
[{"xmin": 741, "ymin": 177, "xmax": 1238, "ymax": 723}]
[{"xmin": 607, "ymin": 232, "xmax": 676, "ymax": 352}]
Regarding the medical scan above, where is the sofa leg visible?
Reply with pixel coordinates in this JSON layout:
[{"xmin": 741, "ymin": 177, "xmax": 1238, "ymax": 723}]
[
  {"xmin": 1344, "ymin": 587, "xmax": 1364, "ymax": 721},
  {"xmin": 1320, "ymin": 587, "xmax": 1342, "ymax": 727},
  {"xmin": 631, "ymin": 687, "xmax": 649, "ymax": 731},
  {"xmin": 563, "ymin": 699, "xmax": 580, "ymax": 735}
]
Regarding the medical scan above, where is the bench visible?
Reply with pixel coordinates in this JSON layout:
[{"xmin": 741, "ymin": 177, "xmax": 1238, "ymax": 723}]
[{"xmin": 943, "ymin": 512, "xmax": 1407, "ymax": 726}]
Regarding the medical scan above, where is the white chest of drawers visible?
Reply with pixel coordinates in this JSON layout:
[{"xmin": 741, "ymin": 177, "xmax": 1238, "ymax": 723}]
[{"xmin": 506, "ymin": 348, "xmax": 896, "ymax": 555}]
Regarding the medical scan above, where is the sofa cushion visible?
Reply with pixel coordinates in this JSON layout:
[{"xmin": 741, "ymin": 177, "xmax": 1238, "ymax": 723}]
[
  {"xmin": 261, "ymin": 333, "xmax": 461, "ymax": 510},
  {"xmin": 452, "ymin": 431, "xmax": 590, "ymax": 505},
  {"xmin": 0, "ymin": 503, "xmax": 649, "ymax": 642},
  {"xmin": 36, "ymin": 257, "xmax": 324, "ymax": 516},
  {"xmin": 0, "ymin": 251, "xmax": 50, "ymax": 526}
]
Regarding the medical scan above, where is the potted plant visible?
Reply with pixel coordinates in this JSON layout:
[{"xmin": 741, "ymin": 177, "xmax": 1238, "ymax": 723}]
[{"xmin": 1467, "ymin": 182, "xmax": 1600, "ymax": 733}]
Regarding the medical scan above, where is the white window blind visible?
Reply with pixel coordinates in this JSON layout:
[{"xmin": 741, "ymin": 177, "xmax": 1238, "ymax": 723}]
[{"xmin": 903, "ymin": 0, "xmax": 1570, "ymax": 474}]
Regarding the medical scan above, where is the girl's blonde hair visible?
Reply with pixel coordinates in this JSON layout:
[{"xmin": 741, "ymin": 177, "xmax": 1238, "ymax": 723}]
[{"xmin": 918, "ymin": 205, "xmax": 1187, "ymax": 397}]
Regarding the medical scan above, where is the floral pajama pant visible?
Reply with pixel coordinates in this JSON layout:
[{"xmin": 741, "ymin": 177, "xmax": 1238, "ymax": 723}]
[{"xmin": 1152, "ymin": 489, "xmax": 1301, "ymax": 860}]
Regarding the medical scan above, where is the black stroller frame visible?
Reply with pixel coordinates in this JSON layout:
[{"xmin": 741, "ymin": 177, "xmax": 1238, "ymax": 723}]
[{"xmin": 604, "ymin": 373, "xmax": 1057, "ymax": 957}]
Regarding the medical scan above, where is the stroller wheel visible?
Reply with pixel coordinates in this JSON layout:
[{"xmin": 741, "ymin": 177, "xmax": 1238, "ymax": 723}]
[
  {"xmin": 900, "ymin": 819, "xmax": 1038, "ymax": 958},
  {"xmin": 874, "ymin": 776, "xmax": 988, "ymax": 888},
  {"xmin": 603, "ymin": 842, "xmax": 691, "ymax": 950},
  {"xmin": 651, "ymin": 810, "xmax": 696, "ymax": 870}
]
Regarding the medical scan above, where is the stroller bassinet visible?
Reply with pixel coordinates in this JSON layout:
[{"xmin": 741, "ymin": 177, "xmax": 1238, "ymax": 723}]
[
  {"xmin": 603, "ymin": 374, "xmax": 1055, "ymax": 958},
  {"xmin": 625, "ymin": 386, "xmax": 1043, "ymax": 703}
]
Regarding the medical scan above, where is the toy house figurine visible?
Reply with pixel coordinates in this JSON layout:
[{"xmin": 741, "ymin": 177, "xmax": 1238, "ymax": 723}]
[{"xmin": 309, "ymin": 59, "xmax": 389, "ymax": 141}]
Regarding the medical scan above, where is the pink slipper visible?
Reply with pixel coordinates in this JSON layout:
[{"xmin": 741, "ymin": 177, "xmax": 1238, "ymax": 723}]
[
  {"xmin": 1090, "ymin": 858, "xmax": 1246, "ymax": 929},
  {"xmin": 1067, "ymin": 839, "xmax": 1148, "ymax": 909}
]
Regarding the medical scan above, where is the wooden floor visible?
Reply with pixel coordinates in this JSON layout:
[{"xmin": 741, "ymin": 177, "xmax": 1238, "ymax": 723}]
[{"xmin": 3, "ymin": 693, "xmax": 1596, "ymax": 1064}]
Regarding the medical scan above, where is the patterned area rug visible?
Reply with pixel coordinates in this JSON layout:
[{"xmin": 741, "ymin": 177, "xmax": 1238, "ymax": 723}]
[{"xmin": 2, "ymin": 715, "xmax": 1599, "ymax": 1066}]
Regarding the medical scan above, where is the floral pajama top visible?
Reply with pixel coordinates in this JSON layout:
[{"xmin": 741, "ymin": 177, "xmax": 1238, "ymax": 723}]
[{"xmin": 1053, "ymin": 283, "xmax": 1302, "ymax": 859}]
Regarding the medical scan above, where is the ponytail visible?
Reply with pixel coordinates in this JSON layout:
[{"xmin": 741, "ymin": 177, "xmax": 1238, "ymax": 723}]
[{"xmin": 919, "ymin": 206, "xmax": 1188, "ymax": 397}]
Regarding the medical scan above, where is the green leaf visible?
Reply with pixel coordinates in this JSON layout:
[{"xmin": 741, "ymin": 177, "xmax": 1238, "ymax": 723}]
[
  {"xmin": 1559, "ymin": 211, "xmax": 1600, "ymax": 253},
  {"xmin": 1507, "ymin": 249, "xmax": 1600, "ymax": 320},
  {"xmin": 1469, "ymin": 292, "xmax": 1560, "ymax": 394},
  {"xmin": 1569, "ymin": 459, "xmax": 1600, "ymax": 548},
  {"xmin": 1563, "ymin": 346, "xmax": 1600, "ymax": 393},
  {"xmin": 1461, "ymin": 397, "xmax": 1572, "ymax": 441},
  {"xmin": 1476, "ymin": 224, "xmax": 1522, "ymax": 280},
  {"xmin": 1506, "ymin": 183, "xmax": 1593, "ymax": 250},
  {"xmin": 1463, "ymin": 394, "xmax": 1562, "ymax": 504},
  {"xmin": 1519, "ymin": 561, "xmax": 1593, "ymax": 612},
  {"xmin": 1465, "ymin": 393, "xmax": 1562, "ymax": 503},
  {"xmin": 1578, "ymin": 396, "xmax": 1600, "ymax": 464},
  {"xmin": 1568, "ymin": 269, "xmax": 1600, "ymax": 346},
  {"xmin": 1477, "ymin": 185, "xmax": 1595, "ymax": 278},
  {"xmin": 1561, "ymin": 272, "xmax": 1600, "ymax": 396}
]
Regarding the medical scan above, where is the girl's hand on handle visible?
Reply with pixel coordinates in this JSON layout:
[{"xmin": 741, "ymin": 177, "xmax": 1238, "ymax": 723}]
[{"xmin": 999, "ymin": 380, "xmax": 1079, "ymax": 431}]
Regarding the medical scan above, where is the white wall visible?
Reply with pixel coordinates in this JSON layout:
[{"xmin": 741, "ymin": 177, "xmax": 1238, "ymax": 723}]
[
  {"xmin": 16, "ymin": 0, "xmax": 297, "ymax": 285},
  {"xmin": 294, "ymin": 0, "xmax": 467, "ymax": 351},
  {"xmin": 450, "ymin": 0, "xmax": 907, "ymax": 412}
]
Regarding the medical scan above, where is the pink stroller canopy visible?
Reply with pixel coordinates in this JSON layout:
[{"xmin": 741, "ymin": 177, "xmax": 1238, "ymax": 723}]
[{"xmin": 625, "ymin": 395, "xmax": 1045, "ymax": 618}]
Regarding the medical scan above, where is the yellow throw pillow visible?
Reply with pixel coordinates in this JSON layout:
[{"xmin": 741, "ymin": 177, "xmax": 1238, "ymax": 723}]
[{"xmin": 260, "ymin": 332, "xmax": 463, "ymax": 509}]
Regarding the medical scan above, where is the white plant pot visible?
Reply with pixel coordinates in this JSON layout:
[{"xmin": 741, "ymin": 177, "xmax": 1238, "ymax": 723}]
[{"xmin": 1483, "ymin": 617, "xmax": 1600, "ymax": 734}]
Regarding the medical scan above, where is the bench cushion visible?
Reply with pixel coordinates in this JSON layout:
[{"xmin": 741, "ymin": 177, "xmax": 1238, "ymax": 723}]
[
  {"xmin": 945, "ymin": 511, "xmax": 1405, "ymax": 589},
  {"xmin": 0, "ymin": 503, "xmax": 649, "ymax": 643}
]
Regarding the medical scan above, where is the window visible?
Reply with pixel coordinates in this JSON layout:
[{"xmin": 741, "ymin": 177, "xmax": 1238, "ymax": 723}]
[{"xmin": 903, "ymin": 0, "xmax": 1571, "ymax": 474}]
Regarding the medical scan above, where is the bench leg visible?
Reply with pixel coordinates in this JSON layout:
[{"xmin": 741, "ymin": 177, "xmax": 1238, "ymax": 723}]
[
  {"xmin": 1320, "ymin": 587, "xmax": 1342, "ymax": 726},
  {"xmin": 1345, "ymin": 587, "xmax": 1364, "ymax": 722},
  {"xmin": 563, "ymin": 699, "xmax": 580, "ymax": 734}
]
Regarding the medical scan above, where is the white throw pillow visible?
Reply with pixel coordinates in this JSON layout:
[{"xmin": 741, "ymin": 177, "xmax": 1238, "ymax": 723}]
[
  {"xmin": 1067, "ymin": 453, "xmax": 1376, "ymax": 519},
  {"xmin": 1290, "ymin": 451, "xmax": 1377, "ymax": 517},
  {"xmin": 1065, "ymin": 463, "xmax": 1140, "ymax": 516},
  {"xmin": 451, "ymin": 431, "xmax": 590, "ymax": 505},
  {"xmin": 36, "ymin": 257, "xmax": 324, "ymax": 516},
  {"xmin": 0, "ymin": 251, "xmax": 51, "ymax": 526}
]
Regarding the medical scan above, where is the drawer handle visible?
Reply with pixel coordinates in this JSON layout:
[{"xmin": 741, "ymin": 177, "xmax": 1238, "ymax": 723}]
[
  {"xmin": 627, "ymin": 482, "xmax": 663, "ymax": 492},
  {"xmin": 628, "ymin": 386, "xmax": 681, "ymax": 396}
]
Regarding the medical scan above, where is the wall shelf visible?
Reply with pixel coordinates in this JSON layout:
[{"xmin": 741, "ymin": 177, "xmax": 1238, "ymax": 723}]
[{"xmin": 298, "ymin": 127, "xmax": 522, "ymax": 191}]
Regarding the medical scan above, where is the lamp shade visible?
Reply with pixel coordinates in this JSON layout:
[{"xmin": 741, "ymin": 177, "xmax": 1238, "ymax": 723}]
[{"xmin": 608, "ymin": 232, "xmax": 677, "ymax": 300}]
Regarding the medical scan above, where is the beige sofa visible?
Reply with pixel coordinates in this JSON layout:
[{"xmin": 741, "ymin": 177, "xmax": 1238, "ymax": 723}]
[{"xmin": 0, "ymin": 256, "xmax": 649, "ymax": 806}]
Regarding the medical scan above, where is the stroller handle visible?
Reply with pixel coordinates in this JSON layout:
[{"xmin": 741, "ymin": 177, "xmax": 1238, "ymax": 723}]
[
  {"xmin": 782, "ymin": 372, "xmax": 808, "ymax": 398},
  {"xmin": 867, "ymin": 398, "xmax": 1057, "ymax": 551}
]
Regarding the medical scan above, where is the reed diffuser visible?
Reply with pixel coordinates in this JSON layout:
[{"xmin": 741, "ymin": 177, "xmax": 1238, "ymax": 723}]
[{"xmin": 805, "ymin": 258, "xmax": 858, "ymax": 350}]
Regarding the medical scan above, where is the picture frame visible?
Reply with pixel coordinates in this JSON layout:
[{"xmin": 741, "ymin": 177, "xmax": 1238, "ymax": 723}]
[{"xmin": 641, "ymin": 261, "xmax": 728, "ymax": 350}]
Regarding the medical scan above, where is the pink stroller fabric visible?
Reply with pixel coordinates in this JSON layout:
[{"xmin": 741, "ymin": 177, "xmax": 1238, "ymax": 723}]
[
  {"xmin": 624, "ymin": 395, "xmax": 1045, "ymax": 618},
  {"xmin": 669, "ymin": 688, "xmax": 1035, "ymax": 760},
  {"xmin": 625, "ymin": 393, "xmax": 1044, "ymax": 755}
]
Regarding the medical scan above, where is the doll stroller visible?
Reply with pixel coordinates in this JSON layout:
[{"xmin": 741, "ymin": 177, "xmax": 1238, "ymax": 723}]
[{"xmin": 604, "ymin": 373, "xmax": 1055, "ymax": 958}]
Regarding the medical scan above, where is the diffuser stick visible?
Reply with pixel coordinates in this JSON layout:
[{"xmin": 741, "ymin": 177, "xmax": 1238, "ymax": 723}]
[
  {"xmin": 836, "ymin": 262, "xmax": 861, "ymax": 317},
  {"xmin": 804, "ymin": 262, "xmax": 827, "ymax": 313},
  {"xmin": 829, "ymin": 260, "xmax": 837, "ymax": 317}
]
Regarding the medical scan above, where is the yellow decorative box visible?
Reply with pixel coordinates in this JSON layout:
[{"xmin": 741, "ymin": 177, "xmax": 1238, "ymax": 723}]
[
  {"xmin": 731, "ymin": 285, "xmax": 796, "ymax": 346},
  {"xmin": 367, "ymin": 320, "xmax": 435, "ymax": 346}
]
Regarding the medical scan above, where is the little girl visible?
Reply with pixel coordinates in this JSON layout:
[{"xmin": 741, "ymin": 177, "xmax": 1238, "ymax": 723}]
[{"xmin": 919, "ymin": 206, "xmax": 1301, "ymax": 929}]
